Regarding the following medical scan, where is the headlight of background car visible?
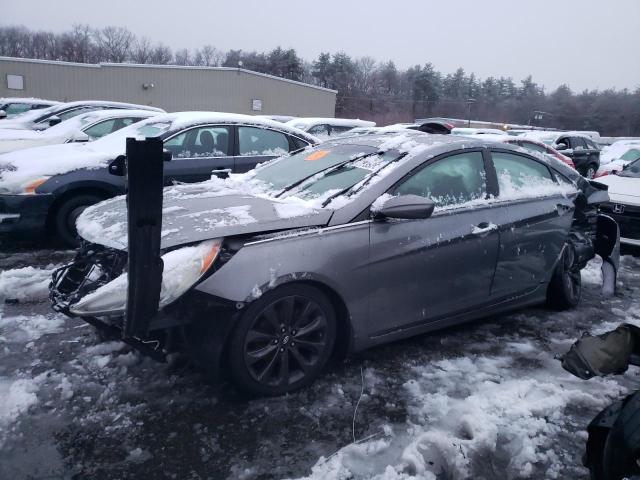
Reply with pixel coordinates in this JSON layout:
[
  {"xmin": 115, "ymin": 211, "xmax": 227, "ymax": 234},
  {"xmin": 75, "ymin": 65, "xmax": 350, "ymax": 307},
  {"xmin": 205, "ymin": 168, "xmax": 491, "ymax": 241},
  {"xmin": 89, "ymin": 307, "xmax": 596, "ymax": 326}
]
[{"xmin": 70, "ymin": 239, "xmax": 221, "ymax": 316}]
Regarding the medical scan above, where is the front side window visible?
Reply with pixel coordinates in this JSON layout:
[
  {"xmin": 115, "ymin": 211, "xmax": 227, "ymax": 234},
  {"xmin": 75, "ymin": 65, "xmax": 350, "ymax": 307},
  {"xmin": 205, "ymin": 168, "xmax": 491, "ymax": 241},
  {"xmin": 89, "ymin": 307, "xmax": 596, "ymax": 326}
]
[
  {"xmin": 2, "ymin": 103, "xmax": 31, "ymax": 116},
  {"xmin": 393, "ymin": 151, "xmax": 486, "ymax": 208},
  {"xmin": 56, "ymin": 107, "xmax": 97, "ymax": 122},
  {"xmin": 238, "ymin": 127, "xmax": 289, "ymax": 156},
  {"xmin": 164, "ymin": 126, "xmax": 230, "ymax": 158},
  {"xmin": 83, "ymin": 119, "xmax": 118, "ymax": 140},
  {"xmin": 493, "ymin": 151, "xmax": 556, "ymax": 198}
]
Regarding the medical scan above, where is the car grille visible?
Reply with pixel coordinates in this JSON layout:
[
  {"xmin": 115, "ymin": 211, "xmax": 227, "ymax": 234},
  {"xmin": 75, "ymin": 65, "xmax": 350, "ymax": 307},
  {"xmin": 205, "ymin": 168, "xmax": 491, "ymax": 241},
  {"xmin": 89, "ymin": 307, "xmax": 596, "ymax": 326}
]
[
  {"xmin": 50, "ymin": 243, "xmax": 128, "ymax": 314},
  {"xmin": 599, "ymin": 202, "xmax": 640, "ymax": 240}
]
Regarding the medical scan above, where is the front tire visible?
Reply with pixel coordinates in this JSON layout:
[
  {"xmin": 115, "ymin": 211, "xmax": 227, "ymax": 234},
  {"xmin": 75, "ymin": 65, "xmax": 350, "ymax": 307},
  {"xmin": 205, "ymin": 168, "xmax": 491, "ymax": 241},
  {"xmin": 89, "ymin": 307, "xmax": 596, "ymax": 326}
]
[
  {"xmin": 54, "ymin": 194, "xmax": 104, "ymax": 247},
  {"xmin": 227, "ymin": 284, "xmax": 336, "ymax": 396},
  {"xmin": 585, "ymin": 164, "xmax": 598, "ymax": 179},
  {"xmin": 547, "ymin": 244, "xmax": 582, "ymax": 310}
]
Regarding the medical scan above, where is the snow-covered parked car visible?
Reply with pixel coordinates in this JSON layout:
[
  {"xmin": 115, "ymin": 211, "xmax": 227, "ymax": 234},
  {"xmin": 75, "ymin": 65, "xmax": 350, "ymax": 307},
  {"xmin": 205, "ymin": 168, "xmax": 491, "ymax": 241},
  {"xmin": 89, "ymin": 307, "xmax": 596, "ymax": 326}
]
[
  {"xmin": 285, "ymin": 117, "xmax": 375, "ymax": 139},
  {"xmin": 0, "ymin": 100, "xmax": 164, "ymax": 131},
  {"xmin": 597, "ymin": 157, "xmax": 640, "ymax": 248},
  {"xmin": 0, "ymin": 97, "xmax": 60, "ymax": 119},
  {"xmin": 595, "ymin": 140, "xmax": 640, "ymax": 178},
  {"xmin": 523, "ymin": 131, "xmax": 601, "ymax": 178},
  {"xmin": 51, "ymin": 132, "xmax": 619, "ymax": 396},
  {"xmin": 0, "ymin": 112, "xmax": 318, "ymax": 245},
  {"xmin": 0, "ymin": 109, "xmax": 161, "ymax": 154},
  {"xmin": 462, "ymin": 133, "xmax": 576, "ymax": 169}
]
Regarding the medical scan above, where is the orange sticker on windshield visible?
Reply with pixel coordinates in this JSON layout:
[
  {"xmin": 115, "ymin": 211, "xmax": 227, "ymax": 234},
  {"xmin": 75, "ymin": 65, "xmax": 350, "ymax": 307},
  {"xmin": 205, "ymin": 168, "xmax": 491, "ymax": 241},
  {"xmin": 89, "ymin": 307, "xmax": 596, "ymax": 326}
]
[{"xmin": 305, "ymin": 150, "xmax": 329, "ymax": 161}]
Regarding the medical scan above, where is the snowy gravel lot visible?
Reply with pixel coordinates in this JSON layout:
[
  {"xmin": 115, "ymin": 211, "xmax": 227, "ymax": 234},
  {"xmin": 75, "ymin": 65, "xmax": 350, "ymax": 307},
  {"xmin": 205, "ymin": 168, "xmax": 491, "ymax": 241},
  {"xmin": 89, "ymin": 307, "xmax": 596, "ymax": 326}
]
[{"xmin": 0, "ymin": 244, "xmax": 639, "ymax": 480}]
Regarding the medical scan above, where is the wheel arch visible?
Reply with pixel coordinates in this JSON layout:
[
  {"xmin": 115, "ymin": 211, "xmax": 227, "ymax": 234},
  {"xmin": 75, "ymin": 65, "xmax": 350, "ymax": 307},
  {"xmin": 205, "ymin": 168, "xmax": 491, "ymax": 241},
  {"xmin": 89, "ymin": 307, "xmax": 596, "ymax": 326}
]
[{"xmin": 45, "ymin": 184, "xmax": 116, "ymax": 233}]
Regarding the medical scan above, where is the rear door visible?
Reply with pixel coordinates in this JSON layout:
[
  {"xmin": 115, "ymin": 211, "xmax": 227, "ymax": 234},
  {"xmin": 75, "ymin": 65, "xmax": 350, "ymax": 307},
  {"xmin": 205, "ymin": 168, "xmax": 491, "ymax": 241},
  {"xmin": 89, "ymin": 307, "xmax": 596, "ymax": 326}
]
[
  {"xmin": 567, "ymin": 136, "xmax": 590, "ymax": 174},
  {"xmin": 162, "ymin": 125, "xmax": 234, "ymax": 184},
  {"xmin": 489, "ymin": 149, "xmax": 575, "ymax": 300},
  {"xmin": 367, "ymin": 150, "xmax": 500, "ymax": 337},
  {"xmin": 234, "ymin": 126, "xmax": 296, "ymax": 173}
]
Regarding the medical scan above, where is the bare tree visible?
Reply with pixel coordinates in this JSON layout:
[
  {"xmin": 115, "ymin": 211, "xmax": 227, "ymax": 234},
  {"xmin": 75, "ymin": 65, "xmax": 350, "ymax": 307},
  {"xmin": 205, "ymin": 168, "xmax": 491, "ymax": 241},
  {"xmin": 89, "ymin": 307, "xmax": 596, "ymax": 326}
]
[
  {"xmin": 131, "ymin": 37, "xmax": 153, "ymax": 64},
  {"xmin": 149, "ymin": 44, "xmax": 173, "ymax": 65},
  {"xmin": 95, "ymin": 26, "xmax": 133, "ymax": 62},
  {"xmin": 173, "ymin": 48, "xmax": 191, "ymax": 66}
]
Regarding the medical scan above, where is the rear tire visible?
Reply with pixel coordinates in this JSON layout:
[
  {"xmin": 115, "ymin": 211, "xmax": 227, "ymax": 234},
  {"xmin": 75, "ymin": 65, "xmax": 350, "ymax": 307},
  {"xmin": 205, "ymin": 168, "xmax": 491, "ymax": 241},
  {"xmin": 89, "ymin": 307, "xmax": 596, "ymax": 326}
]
[
  {"xmin": 547, "ymin": 244, "xmax": 582, "ymax": 310},
  {"xmin": 54, "ymin": 194, "xmax": 104, "ymax": 247},
  {"xmin": 227, "ymin": 284, "xmax": 336, "ymax": 396}
]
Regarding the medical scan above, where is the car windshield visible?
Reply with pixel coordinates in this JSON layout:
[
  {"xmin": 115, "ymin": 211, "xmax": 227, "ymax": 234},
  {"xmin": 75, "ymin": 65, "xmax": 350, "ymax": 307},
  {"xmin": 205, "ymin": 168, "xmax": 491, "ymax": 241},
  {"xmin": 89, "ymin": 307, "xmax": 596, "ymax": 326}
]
[
  {"xmin": 619, "ymin": 158, "xmax": 640, "ymax": 178},
  {"xmin": 620, "ymin": 148, "xmax": 640, "ymax": 162},
  {"xmin": 253, "ymin": 144, "xmax": 401, "ymax": 200}
]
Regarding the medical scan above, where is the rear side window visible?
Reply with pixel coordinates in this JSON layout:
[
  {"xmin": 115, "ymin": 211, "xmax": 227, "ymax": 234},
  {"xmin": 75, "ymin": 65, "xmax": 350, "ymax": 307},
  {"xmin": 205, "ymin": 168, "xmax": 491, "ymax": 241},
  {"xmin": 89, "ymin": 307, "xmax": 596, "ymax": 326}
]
[
  {"xmin": 393, "ymin": 151, "xmax": 486, "ymax": 208},
  {"xmin": 307, "ymin": 124, "xmax": 330, "ymax": 138},
  {"xmin": 570, "ymin": 137, "xmax": 587, "ymax": 150},
  {"xmin": 290, "ymin": 136, "xmax": 311, "ymax": 151},
  {"xmin": 493, "ymin": 151, "xmax": 556, "ymax": 198},
  {"xmin": 518, "ymin": 141, "xmax": 547, "ymax": 154},
  {"xmin": 238, "ymin": 127, "xmax": 289, "ymax": 156}
]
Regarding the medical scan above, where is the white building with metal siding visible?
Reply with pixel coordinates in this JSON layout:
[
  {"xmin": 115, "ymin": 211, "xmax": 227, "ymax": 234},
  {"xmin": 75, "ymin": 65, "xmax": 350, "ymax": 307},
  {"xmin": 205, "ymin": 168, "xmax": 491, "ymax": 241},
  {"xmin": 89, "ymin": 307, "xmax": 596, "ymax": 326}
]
[{"xmin": 0, "ymin": 57, "xmax": 337, "ymax": 117}]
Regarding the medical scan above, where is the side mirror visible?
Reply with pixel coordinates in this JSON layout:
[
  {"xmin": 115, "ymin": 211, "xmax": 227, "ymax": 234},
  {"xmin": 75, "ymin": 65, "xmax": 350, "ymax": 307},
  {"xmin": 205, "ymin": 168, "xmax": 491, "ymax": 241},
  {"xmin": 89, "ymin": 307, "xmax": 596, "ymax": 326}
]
[
  {"xmin": 373, "ymin": 194, "xmax": 435, "ymax": 220},
  {"xmin": 0, "ymin": 110, "xmax": 6, "ymax": 119},
  {"xmin": 108, "ymin": 155, "xmax": 127, "ymax": 176},
  {"xmin": 71, "ymin": 130, "xmax": 90, "ymax": 142},
  {"xmin": 48, "ymin": 115, "xmax": 62, "ymax": 127},
  {"xmin": 163, "ymin": 149, "xmax": 172, "ymax": 162}
]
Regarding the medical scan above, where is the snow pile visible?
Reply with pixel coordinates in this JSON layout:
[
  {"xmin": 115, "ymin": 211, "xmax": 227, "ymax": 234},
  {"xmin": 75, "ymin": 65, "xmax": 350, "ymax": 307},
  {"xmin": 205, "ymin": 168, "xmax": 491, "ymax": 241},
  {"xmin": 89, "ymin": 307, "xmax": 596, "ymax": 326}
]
[
  {"xmin": 0, "ymin": 266, "xmax": 55, "ymax": 302},
  {"xmin": 0, "ymin": 377, "xmax": 40, "ymax": 447},
  {"xmin": 273, "ymin": 202, "xmax": 316, "ymax": 219},
  {"xmin": 300, "ymin": 331, "xmax": 627, "ymax": 480},
  {"xmin": 0, "ymin": 314, "xmax": 65, "ymax": 343}
]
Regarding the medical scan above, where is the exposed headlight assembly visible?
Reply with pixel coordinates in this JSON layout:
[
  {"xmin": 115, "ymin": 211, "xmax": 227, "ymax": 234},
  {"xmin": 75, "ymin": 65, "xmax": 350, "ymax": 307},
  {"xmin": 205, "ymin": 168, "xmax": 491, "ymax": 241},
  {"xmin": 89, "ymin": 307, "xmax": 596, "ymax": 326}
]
[{"xmin": 70, "ymin": 239, "xmax": 221, "ymax": 316}]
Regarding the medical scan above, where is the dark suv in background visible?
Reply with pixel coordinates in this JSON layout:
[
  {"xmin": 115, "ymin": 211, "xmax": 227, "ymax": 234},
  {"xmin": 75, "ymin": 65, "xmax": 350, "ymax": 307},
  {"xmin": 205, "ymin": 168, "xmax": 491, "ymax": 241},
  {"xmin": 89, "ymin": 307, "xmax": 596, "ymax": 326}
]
[{"xmin": 554, "ymin": 134, "xmax": 601, "ymax": 178}]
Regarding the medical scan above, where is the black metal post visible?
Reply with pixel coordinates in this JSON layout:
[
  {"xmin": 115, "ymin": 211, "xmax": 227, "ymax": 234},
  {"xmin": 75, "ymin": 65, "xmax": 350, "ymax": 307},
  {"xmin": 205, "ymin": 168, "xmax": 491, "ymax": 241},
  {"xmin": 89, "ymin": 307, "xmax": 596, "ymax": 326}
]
[{"xmin": 123, "ymin": 137, "xmax": 164, "ymax": 339}]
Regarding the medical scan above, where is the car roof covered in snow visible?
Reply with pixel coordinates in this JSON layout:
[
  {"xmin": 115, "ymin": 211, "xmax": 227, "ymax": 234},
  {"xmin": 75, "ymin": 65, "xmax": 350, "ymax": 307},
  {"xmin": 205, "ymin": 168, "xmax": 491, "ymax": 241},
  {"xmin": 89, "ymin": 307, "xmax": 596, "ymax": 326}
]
[
  {"xmin": 285, "ymin": 117, "xmax": 376, "ymax": 130},
  {"xmin": 0, "ymin": 97, "xmax": 60, "ymax": 106}
]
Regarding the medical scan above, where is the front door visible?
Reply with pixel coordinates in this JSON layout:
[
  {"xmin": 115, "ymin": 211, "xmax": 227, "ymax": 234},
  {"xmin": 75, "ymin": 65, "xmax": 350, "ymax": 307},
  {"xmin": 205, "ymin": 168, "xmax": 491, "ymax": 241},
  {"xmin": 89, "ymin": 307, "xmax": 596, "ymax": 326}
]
[
  {"xmin": 162, "ymin": 125, "xmax": 234, "ymax": 184},
  {"xmin": 367, "ymin": 150, "xmax": 500, "ymax": 338}
]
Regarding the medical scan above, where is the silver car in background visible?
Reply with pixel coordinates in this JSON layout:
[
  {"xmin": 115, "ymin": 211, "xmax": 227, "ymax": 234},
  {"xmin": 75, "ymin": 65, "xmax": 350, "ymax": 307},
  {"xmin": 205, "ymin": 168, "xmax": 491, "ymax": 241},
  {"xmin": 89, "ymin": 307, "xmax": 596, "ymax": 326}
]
[{"xmin": 51, "ymin": 132, "xmax": 619, "ymax": 396}]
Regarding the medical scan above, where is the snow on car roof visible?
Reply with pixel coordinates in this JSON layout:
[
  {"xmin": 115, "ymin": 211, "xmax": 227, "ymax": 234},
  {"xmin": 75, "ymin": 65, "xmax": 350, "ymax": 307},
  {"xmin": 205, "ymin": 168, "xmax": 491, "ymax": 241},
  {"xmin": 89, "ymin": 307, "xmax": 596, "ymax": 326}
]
[
  {"xmin": 0, "ymin": 97, "xmax": 60, "ymax": 106},
  {"xmin": 285, "ymin": 117, "xmax": 376, "ymax": 129}
]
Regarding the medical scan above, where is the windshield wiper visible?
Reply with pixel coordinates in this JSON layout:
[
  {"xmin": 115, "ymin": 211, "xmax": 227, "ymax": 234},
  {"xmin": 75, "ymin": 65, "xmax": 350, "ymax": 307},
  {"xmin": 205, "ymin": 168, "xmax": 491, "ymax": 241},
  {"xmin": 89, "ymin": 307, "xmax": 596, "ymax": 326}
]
[
  {"xmin": 275, "ymin": 151, "xmax": 381, "ymax": 198},
  {"xmin": 320, "ymin": 151, "xmax": 408, "ymax": 207}
]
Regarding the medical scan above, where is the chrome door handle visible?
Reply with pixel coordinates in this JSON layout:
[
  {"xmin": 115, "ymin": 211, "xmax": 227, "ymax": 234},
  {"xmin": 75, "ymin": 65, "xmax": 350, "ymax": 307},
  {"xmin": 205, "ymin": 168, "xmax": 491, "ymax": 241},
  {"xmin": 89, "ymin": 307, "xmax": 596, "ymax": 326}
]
[
  {"xmin": 471, "ymin": 222, "xmax": 497, "ymax": 235},
  {"xmin": 211, "ymin": 168, "xmax": 232, "ymax": 176}
]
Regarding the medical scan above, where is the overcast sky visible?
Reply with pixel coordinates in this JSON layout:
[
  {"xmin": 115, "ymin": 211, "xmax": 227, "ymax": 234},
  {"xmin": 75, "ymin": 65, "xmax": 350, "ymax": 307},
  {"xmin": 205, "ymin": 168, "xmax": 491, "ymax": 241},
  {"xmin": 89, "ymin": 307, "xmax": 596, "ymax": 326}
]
[{"xmin": 5, "ymin": 0, "xmax": 639, "ymax": 92}]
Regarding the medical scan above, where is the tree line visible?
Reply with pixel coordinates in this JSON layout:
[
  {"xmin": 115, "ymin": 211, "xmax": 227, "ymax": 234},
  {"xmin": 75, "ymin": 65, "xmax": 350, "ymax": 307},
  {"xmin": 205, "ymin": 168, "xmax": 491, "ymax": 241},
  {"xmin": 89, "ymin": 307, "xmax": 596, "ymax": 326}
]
[{"xmin": 1, "ymin": 24, "xmax": 639, "ymax": 136}]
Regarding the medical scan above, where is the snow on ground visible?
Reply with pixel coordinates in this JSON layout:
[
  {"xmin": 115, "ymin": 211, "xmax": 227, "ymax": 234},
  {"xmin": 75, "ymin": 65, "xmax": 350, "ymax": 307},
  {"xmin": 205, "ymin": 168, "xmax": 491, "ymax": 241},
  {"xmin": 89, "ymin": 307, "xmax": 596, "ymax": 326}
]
[
  {"xmin": 0, "ymin": 248, "xmax": 639, "ymax": 479},
  {"xmin": 0, "ymin": 265, "xmax": 57, "ymax": 302}
]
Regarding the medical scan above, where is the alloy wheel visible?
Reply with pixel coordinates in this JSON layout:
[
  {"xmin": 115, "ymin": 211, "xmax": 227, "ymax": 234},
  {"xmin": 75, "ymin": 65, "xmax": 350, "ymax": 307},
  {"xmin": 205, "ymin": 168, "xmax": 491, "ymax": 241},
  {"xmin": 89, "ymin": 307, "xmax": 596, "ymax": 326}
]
[{"xmin": 243, "ymin": 295, "xmax": 328, "ymax": 387}]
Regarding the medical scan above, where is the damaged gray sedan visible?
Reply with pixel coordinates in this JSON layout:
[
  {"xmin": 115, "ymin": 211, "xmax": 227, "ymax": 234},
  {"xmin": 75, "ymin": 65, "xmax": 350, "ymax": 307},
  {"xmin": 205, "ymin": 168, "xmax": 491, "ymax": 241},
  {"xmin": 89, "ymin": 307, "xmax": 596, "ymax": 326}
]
[{"xmin": 51, "ymin": 133, "xmax": 619, "ymax": 395}]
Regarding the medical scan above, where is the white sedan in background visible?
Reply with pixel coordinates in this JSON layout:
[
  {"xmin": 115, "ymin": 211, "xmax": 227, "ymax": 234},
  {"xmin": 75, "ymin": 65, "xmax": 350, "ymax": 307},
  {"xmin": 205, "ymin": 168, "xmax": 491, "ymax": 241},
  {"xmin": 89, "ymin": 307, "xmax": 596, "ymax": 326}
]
[
  {"xmin": 0, "ymin": 109, "xmax": 162, "ymax": 154},
  {"xmin": 285, "ymin": 117, "xmax": 375, "ymax": 139},
  {"xmin": 595, "ymin": 140, "xmax": 640, "ymax": 178},
  {"xmin": 596, "ymin": 157, "xmax": 640, "ymax": 248}
]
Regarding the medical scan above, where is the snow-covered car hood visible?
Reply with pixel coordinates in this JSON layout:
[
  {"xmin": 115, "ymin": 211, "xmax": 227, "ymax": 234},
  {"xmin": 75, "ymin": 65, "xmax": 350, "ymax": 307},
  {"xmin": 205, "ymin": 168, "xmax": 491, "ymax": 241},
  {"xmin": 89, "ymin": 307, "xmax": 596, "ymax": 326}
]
[
  {"xmin": 0, "ymin": 129, "xmax": 68, "ymax": 155},
  {"xmin": 77, "ymin": 189, "xmax": 333, "ymax": 250},
  {"xmin": 0, "ymin": 141, "xmax": 118, "ymax": 193},
  {"xmin": 596, "ymin": 174, "xmax": 640, "ymax": 206}
]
